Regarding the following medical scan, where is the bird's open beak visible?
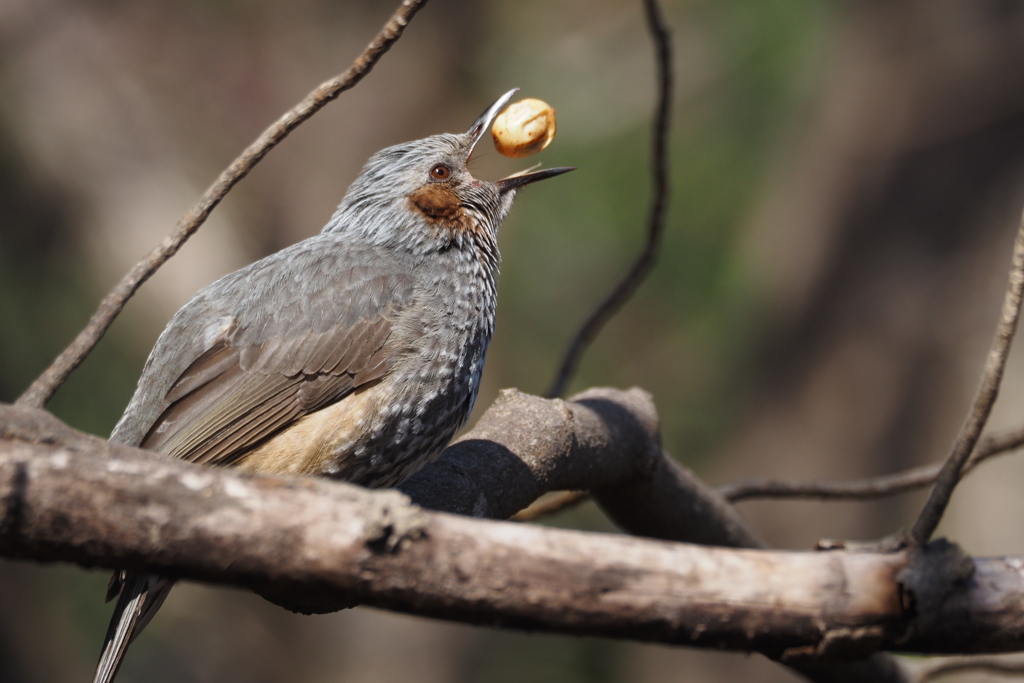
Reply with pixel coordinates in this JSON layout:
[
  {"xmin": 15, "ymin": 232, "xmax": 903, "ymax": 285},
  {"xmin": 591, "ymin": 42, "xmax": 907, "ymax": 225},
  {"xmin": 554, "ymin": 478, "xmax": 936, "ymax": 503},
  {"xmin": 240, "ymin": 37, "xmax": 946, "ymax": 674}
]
[
  {"xmin": 466, "ymin": 90, "xmax": 575, "ymax": 191},
  {"xmin": 496, "ymin": 166, "xmax": 576, "ymax": 193},
  {"xmin": 466, "ymin": 88, "xmax": 519, "ymax": 158}
]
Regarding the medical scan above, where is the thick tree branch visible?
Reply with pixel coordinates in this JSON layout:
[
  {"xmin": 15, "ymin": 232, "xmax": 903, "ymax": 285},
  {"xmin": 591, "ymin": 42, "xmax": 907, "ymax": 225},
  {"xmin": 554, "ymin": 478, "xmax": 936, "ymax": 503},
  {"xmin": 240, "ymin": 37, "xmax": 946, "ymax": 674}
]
[
  {"xmin": 15, "ymin": 0, "xmax": 430, "ymax": 410},
  {"xmin": 402, "ymin": 387, "xmax": 764, "ymax": 549},
  {"xmin": 0, "ymin": 390, "xmax": 902, "ymax": 682},
  {"xmin": 910, "ymin": 206, "xmax": 1024, "ymax": 544},
  {"xmin": 400, "ymin": 387, "xmax": 660, "ymax": 519},
  {"xmin": 403, "ymin": 390, "xmax": 899, "ymax": 682},
  {"xmin": 1, "ymin": 402, "xmax": 1024, "ymax": 661}
]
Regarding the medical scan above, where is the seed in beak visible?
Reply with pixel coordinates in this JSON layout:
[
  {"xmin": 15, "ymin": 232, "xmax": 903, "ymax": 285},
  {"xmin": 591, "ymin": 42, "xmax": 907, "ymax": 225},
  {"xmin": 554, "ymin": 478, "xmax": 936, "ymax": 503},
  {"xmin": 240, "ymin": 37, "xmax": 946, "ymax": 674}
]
[{"xmin": 492, "ymin": 98, "xmax": 557, "ymax": 158}]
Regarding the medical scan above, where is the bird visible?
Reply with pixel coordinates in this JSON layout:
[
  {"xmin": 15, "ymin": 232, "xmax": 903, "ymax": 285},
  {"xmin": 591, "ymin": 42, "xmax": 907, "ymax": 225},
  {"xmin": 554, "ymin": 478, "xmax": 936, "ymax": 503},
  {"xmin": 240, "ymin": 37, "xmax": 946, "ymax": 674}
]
[{"xmin": 92, "ymin": 89, "xmax": 573, "ymax": 683}]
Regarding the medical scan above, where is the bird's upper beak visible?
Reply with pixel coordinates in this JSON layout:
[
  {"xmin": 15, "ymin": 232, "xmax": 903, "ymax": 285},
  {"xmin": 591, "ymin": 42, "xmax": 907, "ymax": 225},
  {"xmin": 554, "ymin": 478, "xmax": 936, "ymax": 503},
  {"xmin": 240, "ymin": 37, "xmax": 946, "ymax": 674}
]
[
  {"xmin": 466, "ymin": 88, "xmax": 519, "ymax": 157},
  {"xmin": 466, "ymin": 89, "xmax": 575, "ymax": 192}
]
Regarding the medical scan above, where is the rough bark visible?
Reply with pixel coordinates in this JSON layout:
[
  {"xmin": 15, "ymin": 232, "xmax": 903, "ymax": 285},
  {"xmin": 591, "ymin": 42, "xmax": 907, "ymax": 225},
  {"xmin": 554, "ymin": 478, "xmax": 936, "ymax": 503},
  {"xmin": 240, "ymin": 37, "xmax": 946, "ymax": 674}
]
[
  {"xmin": 402, "ymin": 387, "xmax": 763, "ymax": 549},
  {"xmin": 0, "ymin": 397, "xmax": 1022, "ymax": 666}
]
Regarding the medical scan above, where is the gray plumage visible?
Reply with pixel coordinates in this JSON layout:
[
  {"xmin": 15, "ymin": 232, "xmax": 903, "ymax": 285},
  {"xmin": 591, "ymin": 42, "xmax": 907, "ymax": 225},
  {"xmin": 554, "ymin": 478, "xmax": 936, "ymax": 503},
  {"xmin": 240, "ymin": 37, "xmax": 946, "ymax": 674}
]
[{"xmin": 93, "ymin": 90, "xmax": 572, "ymax": 683}]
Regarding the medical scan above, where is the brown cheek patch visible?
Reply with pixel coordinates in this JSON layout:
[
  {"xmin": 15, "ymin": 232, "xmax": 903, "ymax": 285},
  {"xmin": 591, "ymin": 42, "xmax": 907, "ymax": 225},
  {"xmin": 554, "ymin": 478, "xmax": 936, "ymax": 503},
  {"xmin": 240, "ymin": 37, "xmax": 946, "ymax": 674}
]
[{"xmin": 409, "ymin": 184, "xmax": 464, "ymax": 226}]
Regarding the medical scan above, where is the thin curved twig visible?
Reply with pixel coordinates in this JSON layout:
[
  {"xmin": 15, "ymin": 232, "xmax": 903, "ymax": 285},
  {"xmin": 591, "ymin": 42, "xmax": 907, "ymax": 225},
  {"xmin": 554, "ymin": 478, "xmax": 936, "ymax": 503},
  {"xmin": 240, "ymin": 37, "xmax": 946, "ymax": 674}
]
[
  {"xmin": 910, "ymin": 655, "xmax": 1024, "ymax": 681},
  {"xmin": 15, "ymin": 0, "xmax": 430, "ymax": 409},
  {"xmin": 910, "ymin": 207, "xmax": 1024, "ymax": 544},
  {"xmin": 546, "ymin": 0, "xmax": 673, "ymax": 398},
  {"xmin": 718, "ymin": 426, "xmax": 1024, "ymax": 502},
  {"xmin": 511, "ymin": 490, "xmax": 588, "ymax": 521}
]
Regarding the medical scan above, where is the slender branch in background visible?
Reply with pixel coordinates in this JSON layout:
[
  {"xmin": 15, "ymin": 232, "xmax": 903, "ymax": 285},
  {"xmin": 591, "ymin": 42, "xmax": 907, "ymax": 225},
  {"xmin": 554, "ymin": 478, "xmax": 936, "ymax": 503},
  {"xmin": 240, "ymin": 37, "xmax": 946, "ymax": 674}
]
[
  {"xmin": 546, "ymin": 0, "xmax": 673, "ymax": 398},
  {"xmin": 717, "ymin": 426, "xmax": 1024, "ymax": 502},
  {"xmin": 15, "ymin": 0, "xmax": 430, "ymax": 410},
  {"xmin": 512, "ymin": 424, "xmax": 1024, "ymax": 519},
  {"xmin": 907, "ymin": 655, "xmax": 1024, "ymax": 681},
  {"xmin": 909, "ymin": 207, "xmax": 1024, "ymax": 544},
  {"xmin": 521, "ymin": 422, "xmax": 1024, "ymax": 519}
]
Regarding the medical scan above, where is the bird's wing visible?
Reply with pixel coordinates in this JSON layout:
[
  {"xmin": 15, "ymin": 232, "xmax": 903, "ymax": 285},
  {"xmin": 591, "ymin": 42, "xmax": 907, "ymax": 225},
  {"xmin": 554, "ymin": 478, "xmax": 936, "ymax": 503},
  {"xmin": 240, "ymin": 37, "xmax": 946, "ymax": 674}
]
[{"xmin": 113, "ymin": 238, "xmax": 416, "ymax": 467}]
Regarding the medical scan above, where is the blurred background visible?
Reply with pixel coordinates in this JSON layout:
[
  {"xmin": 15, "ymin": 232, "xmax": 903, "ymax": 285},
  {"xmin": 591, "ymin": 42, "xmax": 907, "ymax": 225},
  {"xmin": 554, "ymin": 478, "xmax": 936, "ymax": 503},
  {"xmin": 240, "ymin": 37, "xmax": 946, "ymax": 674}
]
[{"xmin": 2, "ymin": 0, "xmax": 1024, "ymax": 681}]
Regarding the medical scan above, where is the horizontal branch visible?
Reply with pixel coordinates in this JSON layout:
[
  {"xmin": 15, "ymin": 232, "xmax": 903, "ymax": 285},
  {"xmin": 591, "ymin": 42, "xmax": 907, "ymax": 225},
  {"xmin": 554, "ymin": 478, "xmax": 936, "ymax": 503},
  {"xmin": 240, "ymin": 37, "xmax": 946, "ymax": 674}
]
[{"xmin": 2, "ymin": 400, "xmax": 1024, "ymax": 659}]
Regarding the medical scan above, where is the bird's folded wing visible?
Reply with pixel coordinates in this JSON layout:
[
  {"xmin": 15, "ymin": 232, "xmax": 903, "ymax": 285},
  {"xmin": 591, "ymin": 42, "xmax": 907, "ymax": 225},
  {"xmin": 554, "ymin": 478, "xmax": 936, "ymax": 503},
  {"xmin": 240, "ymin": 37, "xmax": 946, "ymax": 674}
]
[{"xmin": 125, "ymin": 242, "xmax": 416, "ymax": 466}]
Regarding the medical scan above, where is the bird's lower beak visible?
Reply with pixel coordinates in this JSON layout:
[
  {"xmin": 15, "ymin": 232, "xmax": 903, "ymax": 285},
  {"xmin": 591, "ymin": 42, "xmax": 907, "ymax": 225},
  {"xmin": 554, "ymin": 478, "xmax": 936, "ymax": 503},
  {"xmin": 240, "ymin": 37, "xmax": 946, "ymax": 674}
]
[{"xmin": 496, "ymin": 166, "xmax": 576, "ymax": 193}]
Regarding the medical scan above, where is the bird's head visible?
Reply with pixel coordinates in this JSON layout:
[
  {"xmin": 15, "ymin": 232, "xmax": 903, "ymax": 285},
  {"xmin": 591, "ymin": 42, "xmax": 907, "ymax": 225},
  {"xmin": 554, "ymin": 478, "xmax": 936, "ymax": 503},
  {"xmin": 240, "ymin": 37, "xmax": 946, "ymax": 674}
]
[{"xmin": 326, "ymin": 90, "xmax": 573, "ymax": 253}]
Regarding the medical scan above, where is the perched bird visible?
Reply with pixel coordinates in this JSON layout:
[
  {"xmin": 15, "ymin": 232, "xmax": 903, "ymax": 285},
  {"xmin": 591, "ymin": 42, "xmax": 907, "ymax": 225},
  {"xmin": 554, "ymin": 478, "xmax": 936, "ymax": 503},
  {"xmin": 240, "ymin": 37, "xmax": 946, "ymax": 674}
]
[{"xmin": 93, "ymin": 89, "xmax": 573, "ymax": 683}]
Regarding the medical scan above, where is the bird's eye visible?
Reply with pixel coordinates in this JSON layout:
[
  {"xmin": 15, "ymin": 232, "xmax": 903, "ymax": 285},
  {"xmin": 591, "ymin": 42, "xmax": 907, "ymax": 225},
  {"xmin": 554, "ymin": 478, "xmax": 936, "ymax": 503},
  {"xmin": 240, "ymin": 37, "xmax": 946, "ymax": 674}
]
[{"xmin": 430, "ymin": 164, "xmax": 451, "ymax": 180}]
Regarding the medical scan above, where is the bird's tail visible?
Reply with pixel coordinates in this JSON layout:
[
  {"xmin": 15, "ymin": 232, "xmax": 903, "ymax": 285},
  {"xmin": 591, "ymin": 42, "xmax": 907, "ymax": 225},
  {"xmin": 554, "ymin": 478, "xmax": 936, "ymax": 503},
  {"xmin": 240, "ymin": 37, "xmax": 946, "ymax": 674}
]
[{"xmin": 93, "ymin": 571, "xmax": 175, "ymax": 683}]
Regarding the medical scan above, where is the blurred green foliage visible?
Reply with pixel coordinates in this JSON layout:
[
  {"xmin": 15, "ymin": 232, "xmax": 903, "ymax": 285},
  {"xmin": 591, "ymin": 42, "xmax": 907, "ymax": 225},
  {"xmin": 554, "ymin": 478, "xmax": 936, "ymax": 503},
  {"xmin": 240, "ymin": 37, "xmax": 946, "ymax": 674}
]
[
  {"xmin": 0, "ymin": 137, "xmax": 144, "ymax": 436},
  {"xmin": 487, "ymin": 0, "xmax": 826, "ymax": 461},
  {"xmin": 0, "ymin": 0, "xmax": 831, "ymax": 681}
]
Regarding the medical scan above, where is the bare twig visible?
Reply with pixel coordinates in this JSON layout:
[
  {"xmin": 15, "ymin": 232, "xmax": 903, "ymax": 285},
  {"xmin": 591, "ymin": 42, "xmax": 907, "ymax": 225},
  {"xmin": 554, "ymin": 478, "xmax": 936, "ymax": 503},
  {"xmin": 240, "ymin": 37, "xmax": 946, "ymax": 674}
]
[
  {"xmin": 718, "ymin": 426, "xmax": 1024, "ymax": 502},
  {"xmin": 909, "ymin": 655, "xmax": 1024, "ymax": 681},
  {"xmin": 546, "ymin": 0, "xmax": 673, "ymax": 398},
  {"xmin": 509, "ymin": 423, "xmax": 1024, "ymax": 522},
  {"xmin": 910, "ymin": 208, "xmax": 1024, "ymax": 544},
  {"xmin": 511, "ymin": 490, "xmax": 588, "ymax": 521},
  {"xmin": 15, "ymin": 0, "xmax": 430, "ymax": 410}
]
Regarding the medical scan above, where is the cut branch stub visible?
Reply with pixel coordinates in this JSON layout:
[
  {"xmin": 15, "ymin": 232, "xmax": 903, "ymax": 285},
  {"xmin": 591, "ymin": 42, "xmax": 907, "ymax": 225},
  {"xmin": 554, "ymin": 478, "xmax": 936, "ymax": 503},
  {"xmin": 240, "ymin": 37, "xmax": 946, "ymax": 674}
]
[
  {"xmin": 400, "ymin": 387, "xmax": 660, "ymax": 519},
  {"xmin": 400, "ymin": 387, "xmax": 765, "ymax": 550}
]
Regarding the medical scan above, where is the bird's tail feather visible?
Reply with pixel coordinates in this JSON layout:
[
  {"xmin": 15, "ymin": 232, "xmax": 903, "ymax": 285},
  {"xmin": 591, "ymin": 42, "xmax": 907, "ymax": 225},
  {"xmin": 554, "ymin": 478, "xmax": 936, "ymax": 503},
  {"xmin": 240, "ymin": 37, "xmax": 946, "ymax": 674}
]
[{"xmin": 93, "ymin": 571, "xmax": 175, "ymax": 683}]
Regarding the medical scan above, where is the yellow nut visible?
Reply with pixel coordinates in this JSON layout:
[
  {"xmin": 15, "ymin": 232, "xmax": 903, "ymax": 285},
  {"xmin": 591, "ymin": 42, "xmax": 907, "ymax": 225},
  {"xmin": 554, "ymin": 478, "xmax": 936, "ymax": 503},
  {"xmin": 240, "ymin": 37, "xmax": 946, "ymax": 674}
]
[{"xmin": 491, "ymin": 98, "xmax": 557, "ymax": 158}]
